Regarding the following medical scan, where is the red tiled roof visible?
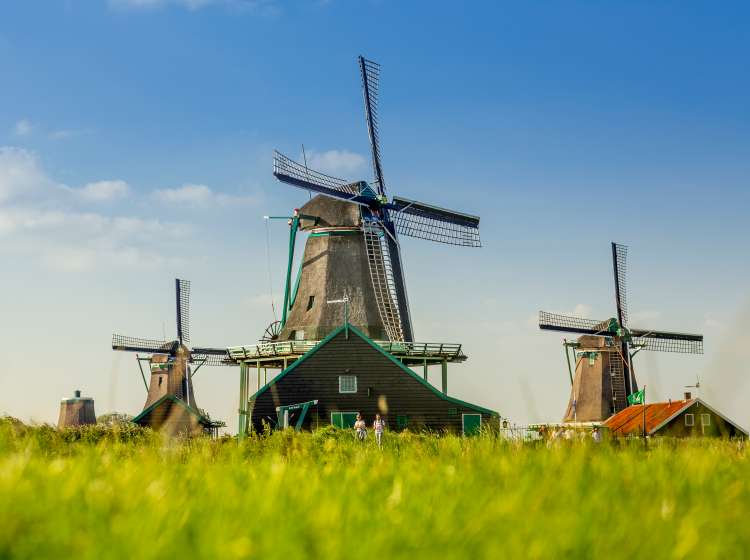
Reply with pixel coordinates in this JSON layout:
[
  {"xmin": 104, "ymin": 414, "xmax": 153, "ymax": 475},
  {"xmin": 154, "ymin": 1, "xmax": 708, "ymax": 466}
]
[{"xmin": 603, "ymin": 400, "xmax": 695, "ymax": 436}]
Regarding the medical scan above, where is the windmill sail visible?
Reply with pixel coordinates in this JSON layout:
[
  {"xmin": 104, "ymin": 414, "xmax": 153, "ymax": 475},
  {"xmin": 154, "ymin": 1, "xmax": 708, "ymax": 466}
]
[
  {"xmin": 359, "ymin": 56, "xmax": 385, "ymax": 195},
  {"xmin": 612, "ymin": 243, "xmax": 628, "ymax": 327},
  {"xmin": 390, "ymin": 196, "xmax": 481, "ymax": 247},
  {"xmin": 630, "ymin": 329, "xmax": 703, "ymax": 354},
  {"xmin": 176, "ymin": 278, "xmax": 190, "ymax": 344},
  {"xmin": 112, "ymin": 334, "xmax": 176, "ymax": 354}
]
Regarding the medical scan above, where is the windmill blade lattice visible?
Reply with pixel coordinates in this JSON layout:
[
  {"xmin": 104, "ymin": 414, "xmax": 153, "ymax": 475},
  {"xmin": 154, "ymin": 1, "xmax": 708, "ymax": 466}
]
[
  {"xmin": 273, "ymin": 151, "xmax": 364, "ymax": 201},
  {"xmin": 538, "ymin": 311, "xmax": 611, "ymax": 336},
  {"xmin": 112, "ymin": 334, "xmax": 176, "ymax": 355},
  {"xmin": 191, "ymin": 347, "xmax": 234, "ymax": 367},
  {"xmin": 359, "ymin": 56, "xmax": 385, "ymax": 195},
  {"xmin": 390, "ymin": 197, "xmax": 481, "ymax": 247},
  {"xmin": 612, "ymin": 243, "xmax": 628, "ymax": 327},
  {"xmin": 176, "ymin": 278, "xmax": 190, "ymax": 344},
  {"xmin": 630, "ymin": 329, "xmax": 704, "ymax": 354}
]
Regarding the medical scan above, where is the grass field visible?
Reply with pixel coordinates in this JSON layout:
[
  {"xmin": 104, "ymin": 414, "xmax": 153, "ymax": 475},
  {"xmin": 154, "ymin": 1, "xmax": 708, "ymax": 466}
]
[{"xmin": 1, "ymin": 419, "xmax": 748, "ymax": 559}]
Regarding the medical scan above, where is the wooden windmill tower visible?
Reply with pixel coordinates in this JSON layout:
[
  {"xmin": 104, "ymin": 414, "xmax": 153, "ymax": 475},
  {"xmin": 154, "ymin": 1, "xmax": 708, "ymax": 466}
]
[
  {"xmin": 269, "ymin": 56, "xmax": 481, "ymax": 344},
  {"xmin": 112, "ymin": 279, "xmax": 235, "ymax": 435},
  {"xmin": 539, "ymin": 243, "xmax": 704, "ymax": 422}
]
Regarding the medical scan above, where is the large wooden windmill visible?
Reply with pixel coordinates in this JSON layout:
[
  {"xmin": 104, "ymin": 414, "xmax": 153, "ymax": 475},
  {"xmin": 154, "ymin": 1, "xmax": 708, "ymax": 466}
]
[
  {"xmin": 539, "ymin": 243, "xmax": 704, "ymax": 422},
  {"xmin": 270, "ymin": 56, "xmax": 481, "ymax": 343},
  {"xmin": 112, "ymin": 279, "xmax": 235, "ymax": 435}
]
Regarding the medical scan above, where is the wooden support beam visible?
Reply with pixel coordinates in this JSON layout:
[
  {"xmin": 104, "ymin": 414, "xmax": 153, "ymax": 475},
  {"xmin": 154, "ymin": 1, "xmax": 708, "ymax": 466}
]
[
  {"xmin": 441, "ymin": 359, "xmax": 448, "ymax": 395},
  {"xmin": 423, "ymin": 358, "xmax": 428, "ymax": 381},
  {"xmin": 238, "ymin": 362, "xmax": 248, "ymax": 441}
]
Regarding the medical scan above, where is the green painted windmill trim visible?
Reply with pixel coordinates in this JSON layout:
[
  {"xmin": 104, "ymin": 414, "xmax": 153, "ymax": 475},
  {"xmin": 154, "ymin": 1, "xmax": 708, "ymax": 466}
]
[
  {"xmin": 132, "ymin": 394, "xmax": 210, "ymax": 426},
  {"xmin": 248, "ymin": 324, "xmax": 498, "ymax": 417},
  {"xmin": 309, "ymin": 230, "xmax": 360, "ymax": 237}
]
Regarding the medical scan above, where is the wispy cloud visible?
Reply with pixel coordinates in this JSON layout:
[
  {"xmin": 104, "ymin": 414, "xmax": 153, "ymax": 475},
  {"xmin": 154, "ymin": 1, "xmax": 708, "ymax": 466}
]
[
  {"xmin": 153, "ymin": 183, "xmax": 256, "ymax": 206},
  {"xmin": 305, "ymin": 149, "xmax": 367, "ymax": 177},
  {"xmin": 109, "ymin": 0, "xmax": 278, "ymax": 12},
  {"xmin": 48, "ymin": 128, "xmax": 92, "ymax": 141},
  {"xmin": 71, "ymin": 180, "xmax": 130, "ymax": 202},
  {"xmin": 13, "ymin": 119, "xmax": 33, "ymax": 137},
  {"xmin": 0, "ymin": 147, "xmax": 188, "ymax": 272}
]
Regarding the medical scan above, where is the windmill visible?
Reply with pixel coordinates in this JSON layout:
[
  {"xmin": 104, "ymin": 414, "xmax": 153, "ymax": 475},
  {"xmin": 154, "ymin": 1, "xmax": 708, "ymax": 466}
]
[
  {"xmin": 112, "ymin": 279, "xmax": 235, "ymax": 434},
  {"xmin": 271, "ymin": 56, "xmax": 480, "ymax": 343},
  {"xmin": 539, "ymin": 242, "xmax": 704, "ymax": 422}
]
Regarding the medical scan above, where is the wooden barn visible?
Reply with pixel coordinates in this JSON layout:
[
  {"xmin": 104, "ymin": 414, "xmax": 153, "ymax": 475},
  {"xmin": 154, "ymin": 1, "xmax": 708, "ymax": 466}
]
[
  {"xmin": 603, "ymin": 394, "xmax": 747, "ymax": 439},
  {"xmin": 243, "ymin": 324, "xmax": 497, "ymax": 435}
]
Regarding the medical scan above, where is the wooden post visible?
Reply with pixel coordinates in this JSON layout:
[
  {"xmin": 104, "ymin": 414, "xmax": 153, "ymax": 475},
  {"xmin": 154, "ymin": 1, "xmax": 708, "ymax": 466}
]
[
  {"xmin": 257, "ymin": 360, "xmax": 261, "ymax": 392},
  {"xmin": 238, "ymin": 362, "xmax": 248, "ymax": 440},
  {"xmin": 423, "ymin": 359, "xmax": 428, "ymax": 381},
  {"xmin": 264, "ymin": 368, "xmax": 268, "ymax": 385},
  {"xmin": 441, "ymin": 359, "xmax": 448, "ymax": 395}
]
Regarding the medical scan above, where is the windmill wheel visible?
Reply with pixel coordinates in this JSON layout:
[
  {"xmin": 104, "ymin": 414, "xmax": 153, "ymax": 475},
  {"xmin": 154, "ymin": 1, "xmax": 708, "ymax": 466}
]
[{"xmin": 260, "ymin": 321, "xmax": 282, "ymax": 343}]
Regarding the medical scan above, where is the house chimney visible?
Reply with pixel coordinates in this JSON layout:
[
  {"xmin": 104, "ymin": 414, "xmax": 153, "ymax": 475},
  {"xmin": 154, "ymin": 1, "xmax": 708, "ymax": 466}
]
[{"xmin": 684, "ymin": 391, "xmax": 692, "ymax": 400}]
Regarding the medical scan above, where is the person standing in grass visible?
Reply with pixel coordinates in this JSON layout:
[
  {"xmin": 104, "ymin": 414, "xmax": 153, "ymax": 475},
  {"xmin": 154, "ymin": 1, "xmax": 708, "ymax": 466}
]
[
  {"xmin": 354, "ymin": 413, "xmax": 367, "ymax": 442},
  {"xmin": 373, "ymin": 414, "xmax": 385, "ymax": 447}
]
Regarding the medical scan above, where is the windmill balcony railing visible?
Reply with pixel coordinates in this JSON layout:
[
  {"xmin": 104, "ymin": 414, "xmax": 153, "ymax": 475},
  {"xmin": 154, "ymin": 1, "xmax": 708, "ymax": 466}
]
[{"xmin": 227, "ymin": 340, "xmax": 466, "ymax": 363}]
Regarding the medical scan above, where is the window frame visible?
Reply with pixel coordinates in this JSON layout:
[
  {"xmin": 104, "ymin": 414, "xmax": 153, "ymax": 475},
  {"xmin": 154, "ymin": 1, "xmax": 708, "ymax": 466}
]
[
  {"xmin": 338, "ymin": 375, "xmax": 357, "ymax": 394},
  {"xmin": 701, "ymin": 413, "xmax": 711, "ymax": 426},
  {"xmin": 684, "ymin": 413, "xmax": 695, "ymax": 427}
]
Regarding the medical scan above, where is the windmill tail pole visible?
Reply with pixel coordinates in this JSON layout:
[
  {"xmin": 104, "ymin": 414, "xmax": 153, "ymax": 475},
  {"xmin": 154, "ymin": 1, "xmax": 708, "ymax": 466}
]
[
  {"xmin": 563, "ymin": 339, "xmax": 574, "ymax": 386},
  {"xmin": 280, "ymin": 215, "xmax": 300, "ymax": 327},
  {"xmin": 642, "ymin": 385, "xmax": 647, "ymax": 447}
]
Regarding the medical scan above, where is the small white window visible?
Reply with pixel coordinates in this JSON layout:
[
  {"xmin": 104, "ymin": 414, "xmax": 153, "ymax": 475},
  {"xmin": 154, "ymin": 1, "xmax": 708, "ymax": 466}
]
[
  {"xmin": 701, "ymin": 414, "xmax": 710, "ymax": 426},
  {"xmin": 685, "ymin": 413, "xmax": 695, "ymax": 427},
  {"xmin": 339, "ymin": 375, "xmax": 357, "ymax": 393},
  {"xmin": 294, "ymin": 330, "xmax": 305, "ymax": 341}
]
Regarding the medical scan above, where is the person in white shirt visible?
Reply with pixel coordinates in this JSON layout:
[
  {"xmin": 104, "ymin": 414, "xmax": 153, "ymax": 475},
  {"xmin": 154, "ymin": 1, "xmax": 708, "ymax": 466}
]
[
  {"xmin": 373, "ymin": 414, "xmax": 385, "ymax": 447},
  {"xmin": 354, "ymin": 414, "xmax": 367, "ymax": 441}
]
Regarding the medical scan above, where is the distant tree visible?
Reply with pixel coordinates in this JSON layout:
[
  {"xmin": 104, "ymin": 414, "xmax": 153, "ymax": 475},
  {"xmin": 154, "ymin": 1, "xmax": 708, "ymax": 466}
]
[{"xmin": 97, "ymin": 412, "xmax": 133, "ymax": 427}]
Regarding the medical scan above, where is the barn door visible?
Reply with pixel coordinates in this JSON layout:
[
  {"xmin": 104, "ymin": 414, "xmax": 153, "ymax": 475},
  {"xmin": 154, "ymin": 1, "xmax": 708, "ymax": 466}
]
[
  {"xmin": 462, "ymin": 414, "xmax": 482, "ymax": 436},
  {"xmin": 331, "ymin": 412, "xmax": 359, "ymax": 429}
]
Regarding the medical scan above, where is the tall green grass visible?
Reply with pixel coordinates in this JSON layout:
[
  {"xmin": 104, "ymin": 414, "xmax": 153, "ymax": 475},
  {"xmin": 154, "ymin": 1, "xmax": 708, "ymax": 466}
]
[{"xmin": 0, "ymin": 418, "xmax": 748, "ymax": 559}]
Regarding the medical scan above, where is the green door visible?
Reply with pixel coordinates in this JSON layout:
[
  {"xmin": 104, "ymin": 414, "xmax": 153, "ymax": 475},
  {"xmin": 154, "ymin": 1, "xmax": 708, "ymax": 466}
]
[
  {"xmin": 331, "ymin": 412, "xmax": 358, "ymax": 429},
  {"xmin": 463, "ymin": 413, "xmax": 482, "ymax": 436}
]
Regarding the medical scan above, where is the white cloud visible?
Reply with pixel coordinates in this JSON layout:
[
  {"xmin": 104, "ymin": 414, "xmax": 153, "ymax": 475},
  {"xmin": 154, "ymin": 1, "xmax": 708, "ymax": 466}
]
[
  {"xmin": 74, "ymin": 180, "xmax": 130, "ymax": 202},
  {"xmin": 153, "ymin": 183, "xmax": 255, "ymax": 206},
  {"xmin": 0, "ymin": 147, "xmax": 53, "ymax": 202},
  {"xmin": 0, "ymin": 147, "xmax": 190, "ymax": 272},
  {"xmin": 571, "ymin": 303, "xmax": 592, "ymax": 318},
  {"xmin": 49, "ymin": 128, "xmax": 91, "ymax": 141},
  {"xmin": 306, "ymin": 149, "xmax": 367, "ymax": 177},
  {"xmin": 13, "ymin": 119, "xmax": 33, "ymax": 137},
  {"xmin": 109, "ymin": 0, "xmax": 275, "ymax": 11},
  {"xmin": 630, "ymin": 310, "xmax": 662, "ymax": 324}
]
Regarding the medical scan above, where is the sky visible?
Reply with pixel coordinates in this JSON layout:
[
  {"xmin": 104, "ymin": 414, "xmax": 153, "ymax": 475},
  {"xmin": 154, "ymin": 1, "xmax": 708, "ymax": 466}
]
[{"xmin": 1, "ymin": 0, "xmax": 749, "ymax": 431}]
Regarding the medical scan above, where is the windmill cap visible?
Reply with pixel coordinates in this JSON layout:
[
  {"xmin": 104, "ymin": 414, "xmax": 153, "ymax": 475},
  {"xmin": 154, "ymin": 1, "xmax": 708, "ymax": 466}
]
[{"xmin": 61, "ymin": 390, "xmax": 93, "ymax": 403}]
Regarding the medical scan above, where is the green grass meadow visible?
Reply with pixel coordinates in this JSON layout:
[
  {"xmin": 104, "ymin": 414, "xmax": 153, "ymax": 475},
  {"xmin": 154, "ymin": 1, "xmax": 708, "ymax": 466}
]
[{"xmin": 1, "ymin": 419, "xmax": 748, "ymax": 559}]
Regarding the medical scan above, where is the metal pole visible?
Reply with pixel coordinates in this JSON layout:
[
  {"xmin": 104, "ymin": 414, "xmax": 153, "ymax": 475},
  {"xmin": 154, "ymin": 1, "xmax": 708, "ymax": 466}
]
[
  {"xmin": 136, "ymin": 356, "xmax": 149, "ymax": 392},
  {"xmin": 423, "ymin": 359, "xmax": 428, "ymax": 381},
  {"xmin": 563, "ymin": 340, "xmax": 574, "ymax": 386},
  {"xmin": 238, "ymin": 362, "xmax": 247, "ymax": 440},
  {"xmin": 257, "ymin": 360, "xmax": 261, "ymax": 392},
  {"xmin": 642, "ymin": 385, "xmax": 647, "ymax": 446},
  {"xmin": 441, "ymin": 359, "xmax": 448, "ymax": 395}
]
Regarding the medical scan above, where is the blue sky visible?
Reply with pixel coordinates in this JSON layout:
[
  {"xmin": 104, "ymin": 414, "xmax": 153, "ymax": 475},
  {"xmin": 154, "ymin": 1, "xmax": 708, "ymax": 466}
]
[{"xmin": 1, "ymin": 1, "xmax": 749, "ymax": 429}]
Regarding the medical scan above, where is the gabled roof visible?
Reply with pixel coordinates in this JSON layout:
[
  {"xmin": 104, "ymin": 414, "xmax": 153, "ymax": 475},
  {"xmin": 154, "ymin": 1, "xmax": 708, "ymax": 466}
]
[
  {"xmin": 132, "ymin": 394, "xmax": 210, "ymax": 426},
  {"xmin": 249, "ymin": 323, "xmax": 498, "ymax": 416},
  {"xmin": 603, "ymin": 398, "xmax": 749, "ymax": 437},
  {"xmin": 604, "ymin": 400, "xmax": 693, "ymax": 436}
]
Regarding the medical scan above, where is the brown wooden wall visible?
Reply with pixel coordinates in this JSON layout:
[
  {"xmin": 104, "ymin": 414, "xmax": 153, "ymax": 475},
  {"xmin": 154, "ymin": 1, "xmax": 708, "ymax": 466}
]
[
  {"xmin": 248, "ymin": 329, "xmax": 496, "ymax": 433},
  {"xmin": 656, "ymin": 403, "xmax": 745, "ymax": 438}
]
